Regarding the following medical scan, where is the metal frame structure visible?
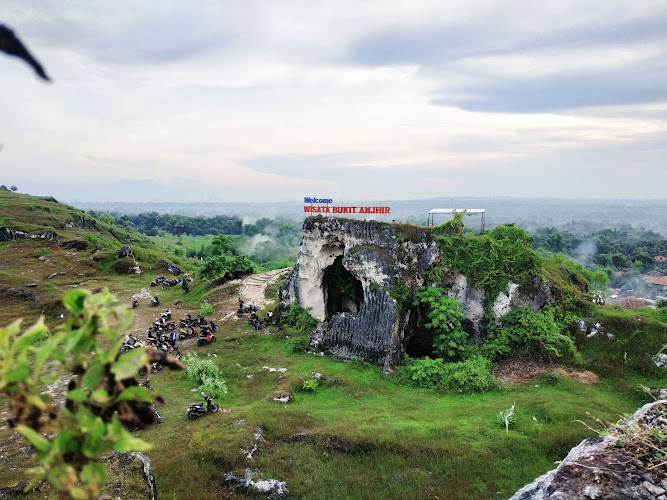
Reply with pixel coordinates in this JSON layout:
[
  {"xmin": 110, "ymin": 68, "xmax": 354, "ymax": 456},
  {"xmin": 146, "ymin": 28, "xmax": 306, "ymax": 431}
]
[{"xmin": 427, "ymin": 209, "xmax": 486, "ymax": 234}]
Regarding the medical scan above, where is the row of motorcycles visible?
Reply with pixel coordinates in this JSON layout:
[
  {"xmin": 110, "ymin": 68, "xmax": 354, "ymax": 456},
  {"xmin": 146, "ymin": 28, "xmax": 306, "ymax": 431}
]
[
  {"xmin": 150, "ymin": 276, "xmax": 180, "ymax": 289},
  {"xmin": 120, "ymin": 304, "xmax": 223, "ymax": 431},
  {"xmin": 130, "ymin": 295, "xmax": 161, "ymax": 308}
]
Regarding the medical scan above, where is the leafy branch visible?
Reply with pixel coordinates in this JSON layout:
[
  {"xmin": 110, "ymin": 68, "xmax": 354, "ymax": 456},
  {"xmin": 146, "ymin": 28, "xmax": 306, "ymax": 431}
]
[{"xmin": 0, "ymin": 289, "xmax": 184, "ymax": 498}]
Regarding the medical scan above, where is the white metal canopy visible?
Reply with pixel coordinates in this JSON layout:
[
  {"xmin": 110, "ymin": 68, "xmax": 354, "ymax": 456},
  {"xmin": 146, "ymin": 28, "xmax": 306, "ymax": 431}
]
[{"xmin": 427, "ymin": 208, "xmax": 486, "ymax": 233}]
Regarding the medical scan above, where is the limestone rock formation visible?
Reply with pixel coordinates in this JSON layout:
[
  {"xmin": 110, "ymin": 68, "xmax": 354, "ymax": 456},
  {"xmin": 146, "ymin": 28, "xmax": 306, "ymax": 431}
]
[
  {"xmin": 280, "ymin": 217, "xmax": 556, "ymax": 366},
  {"xmin": 158, "ymin": 258, "xmax": 183, "ymax": 276},
  {"xmin": 0, "ymin": 227, "xmax": 60, "ymax": 244},
  {"xmin": 509, "ymin": 400, "xmax": 667, "ymax": 500}
]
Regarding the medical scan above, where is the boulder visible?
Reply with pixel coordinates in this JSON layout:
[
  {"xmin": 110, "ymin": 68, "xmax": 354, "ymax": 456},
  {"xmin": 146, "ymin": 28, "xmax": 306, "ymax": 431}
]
[
  {"xmin": 64, "ymin": 240, "xmax": 89, "ymax": 251},
  {"xmin": 509, "ymin": 400, "xmax": 667, "ymax": 500},
  {"xmin": 158, "ymin": 259, "xmax": 182, "ymax": 276},
  {"xmin": 99, "ymin": 452, "xmax": 157, "ymax": 500},
  {"xmin": 116, "ymin": 246, "xmax": 134, "ymax": 259}
]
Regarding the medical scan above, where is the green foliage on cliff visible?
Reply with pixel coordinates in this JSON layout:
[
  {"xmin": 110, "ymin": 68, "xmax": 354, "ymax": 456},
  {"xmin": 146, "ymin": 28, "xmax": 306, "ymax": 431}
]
[
  {"xmin": 482, "ymin": 307, "xmax": 579, "ymax": 363},
  {"xmin": 414, "ymin": 287, "xmax": 469, "ymax": 360},
  {"xmin": 282, "ymin": 302, "xmax": 318, "ymax": 332},
  {"xmin": 431, "ymin": 223, "xmax": 541, "ymax": 302}
]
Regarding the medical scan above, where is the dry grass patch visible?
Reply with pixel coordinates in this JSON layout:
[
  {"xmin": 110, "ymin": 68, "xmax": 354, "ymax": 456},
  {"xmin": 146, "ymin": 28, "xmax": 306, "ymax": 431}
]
[{"xmin": 496, "ymin": 358, "xmax": 599, "ymax": 385}]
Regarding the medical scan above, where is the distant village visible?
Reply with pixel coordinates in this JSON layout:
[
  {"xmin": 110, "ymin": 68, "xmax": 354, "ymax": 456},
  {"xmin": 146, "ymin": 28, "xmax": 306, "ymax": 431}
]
[{"xmin": 607, "ymin": 256, "xmax": 667, "ymax": 308}]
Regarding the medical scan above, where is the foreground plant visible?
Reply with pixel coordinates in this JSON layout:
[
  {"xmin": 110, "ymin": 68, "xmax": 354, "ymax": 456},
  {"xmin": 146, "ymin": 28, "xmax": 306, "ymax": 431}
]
[{"xmin": 0, "ymin": 289, "xmax": 184, "ymax": 499}]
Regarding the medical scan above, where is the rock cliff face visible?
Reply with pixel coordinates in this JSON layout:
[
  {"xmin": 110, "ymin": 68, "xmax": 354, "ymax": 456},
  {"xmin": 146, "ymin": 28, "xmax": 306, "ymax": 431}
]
[
  {"xmin": 280, "ymin": 217, "xmax": 555, "ymax": 366},
  {"xmin": 509, "ymin": 400, "xmax": 667, "ymax": 500}
]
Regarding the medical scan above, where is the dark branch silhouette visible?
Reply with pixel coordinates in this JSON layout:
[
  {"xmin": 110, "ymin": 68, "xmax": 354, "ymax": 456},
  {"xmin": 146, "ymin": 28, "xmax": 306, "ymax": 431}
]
[{"xmin": 0, "ymin": 24, "xmax": 50, "ymax": 81}]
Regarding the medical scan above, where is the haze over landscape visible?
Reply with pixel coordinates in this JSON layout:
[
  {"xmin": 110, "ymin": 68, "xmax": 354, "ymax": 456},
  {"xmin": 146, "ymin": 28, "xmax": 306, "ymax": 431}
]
[{"xmin": 2, "ymin": 1, "xmax": 667, "ymax": 203}]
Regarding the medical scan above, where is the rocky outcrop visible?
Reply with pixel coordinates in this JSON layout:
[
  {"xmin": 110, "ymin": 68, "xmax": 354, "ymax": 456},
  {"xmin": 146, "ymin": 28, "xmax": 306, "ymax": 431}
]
[
  {"xmin": 0, "ymin": 451, "xmax": 157, "ymax": 499},
  {"xmin": 64, "ymin": 240, "xmax": 89, "ymax": 251},
  {"xmin": 100, "ymin": 452, "xmax": 157, "ymax": 500},
  {"xmin": 158, "ymin": 259, "xmax": 182, "ymax": 276},
  {"xmin": 280, "ymin": 217, "xmax": 556, "ymax": 366},
  {"xmin": 0, "ymin": 227, "xmax": 59, "ymax": 244},
  {"xmin": 509, "ymin": 400, "xmax": 667, "ymax": 500},
  {"xmin": 116, "ymin": 246, "xmax": 134, "ymax": 259}
]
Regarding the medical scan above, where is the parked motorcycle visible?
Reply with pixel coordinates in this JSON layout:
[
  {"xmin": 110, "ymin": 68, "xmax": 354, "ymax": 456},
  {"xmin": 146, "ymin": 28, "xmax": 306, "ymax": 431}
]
[
  {"xmin": 119, "ymin": 335, "xmax": 141, "ymax": 354},
  {"xmin": 179, "ymin": 313, "xmax": 194, "ymax": 328},
  {"xmin": 178, "ymin": 327, "xmax": 198, "ymax": 340},
  {"xmin": 127, "ymin": 404, "xmax": 162, "ymax": 431},
  {"xmin": 160, "ymin": 308, "xmax": 171, "ymax": 320},
  {"xmin": 186, "ymin": 393, "xmax": 219, "ymax": 420},
  {"xmin": 138, "ymin": 362, "xmax": 163, "ymax": 377},
  {"xmin": 209, "ymin": 320, "xmax": 219, "ymax": 333},
  {"xmin": 196, "ymin": 328, "xmax": 216, "ymax": 346},
  {"xmin": 151, "ymin": 295, "xmax": 160, "ymax": 307}
]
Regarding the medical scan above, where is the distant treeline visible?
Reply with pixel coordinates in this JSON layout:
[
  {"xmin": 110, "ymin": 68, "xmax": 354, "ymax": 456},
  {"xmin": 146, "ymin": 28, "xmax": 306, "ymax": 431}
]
[
  {"xmin": 88, "ymin": 209, "xmax": 302, "ymax": 272},
  {"xmin": 88, "ymin": 211, "xmax": 281, "ymax": 236},
  {"xmin": 531, "ymin": 225, "xmax": 667, "ymax": 270}
]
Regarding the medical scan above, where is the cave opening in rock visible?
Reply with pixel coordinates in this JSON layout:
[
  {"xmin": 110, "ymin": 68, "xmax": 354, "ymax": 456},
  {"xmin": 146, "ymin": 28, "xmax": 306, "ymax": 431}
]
[{"xmin": 323, "ymin": 256, "xmax": 364, "ymax": 318}]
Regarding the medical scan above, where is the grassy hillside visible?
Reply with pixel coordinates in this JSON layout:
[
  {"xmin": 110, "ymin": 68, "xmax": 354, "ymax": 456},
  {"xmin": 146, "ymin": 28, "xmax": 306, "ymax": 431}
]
[
  {"xmin": 0, "ymin": 189, "xmax": 199, "ymax": 326},
  {"xmin": 1, "ymin": 193, "xmax": 665, "ymax": 499}
]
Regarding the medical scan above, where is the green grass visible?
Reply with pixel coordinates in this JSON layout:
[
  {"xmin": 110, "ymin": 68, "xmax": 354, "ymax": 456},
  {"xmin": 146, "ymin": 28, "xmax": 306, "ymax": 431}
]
[
  {"xmin": 136, "ymin": 320, "xmax": 650, "ymax": 500},
  {"xmin": 1, "ymin": 190, "xmax": 665, "ymax": 499}
]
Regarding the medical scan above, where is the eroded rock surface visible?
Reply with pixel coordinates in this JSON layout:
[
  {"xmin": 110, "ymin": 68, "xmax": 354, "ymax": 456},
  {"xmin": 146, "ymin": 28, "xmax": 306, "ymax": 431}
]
[
  {"xmin": 280, "ymin": 217, "xmax": 556, "ymax": 366},
  {"xmin": 158, "ymin": 258, "xmax": 182, "ymax": 276},
  {"xmin": 0, "ymin": 227, "xmax": 59, "ymax": 244},
  {"xmin": 509, "ymin": 400, "xmax": 667, "ymax": 500}
]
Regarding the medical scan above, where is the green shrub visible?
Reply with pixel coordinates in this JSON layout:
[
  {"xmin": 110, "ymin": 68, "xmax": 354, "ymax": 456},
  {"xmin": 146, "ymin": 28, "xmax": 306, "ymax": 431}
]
[
  {"xmin": 200, "ymin": 301, "xmax": 214, "ymax": 317},
  {"xmin": 432, "ymin": 222, "xmax": 541, "ymax": 303},
  {"xmin": 482, "ymin": 307, "xmax": 579, "ymax": 363},
  {"xmin": 440, "ymin": 355, "xmax": 495, "ymax": 393},
  {"xmin": 30, "ymin": 247, "xmax": 51, "ymax": 258},
  {"xmin": 401, "ymin": 355, "xmax": 494, "ymax": 393},
  {"xmin": 413, "ymin": 287, "xmax": 468, "ymax": 360},
  {"xmin": 282, "ymin": 302, "xmax": 317, "ymax": 332},
  {"xmin": 183, "ymin": 352, "xmax": 227, "ymax": 399},
  {"xmin": 0, "ymin": 290, "xmax": 166, "ymax": 498},
  {"xmin": 286, "ymin": 336, "xmax": 305, "ymax": 353},
  {"xmin": 401, "ymin": 355, "xmax": 448, "ymax": 388},
  {"xmin": 300, "ymin": 379, "xmax": 319, "ymax": 392}
]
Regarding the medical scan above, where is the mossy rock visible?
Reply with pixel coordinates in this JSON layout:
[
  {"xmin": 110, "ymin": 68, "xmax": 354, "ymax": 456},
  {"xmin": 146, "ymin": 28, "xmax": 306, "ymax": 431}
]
[{"xmin": 111, "ymin": 257, "xmax": 137, "ymax": 274}]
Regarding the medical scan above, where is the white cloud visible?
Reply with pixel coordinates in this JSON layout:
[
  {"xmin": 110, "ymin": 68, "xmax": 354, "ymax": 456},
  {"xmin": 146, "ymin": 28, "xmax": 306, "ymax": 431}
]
[{"xmin": 2, "ymin": 0, "xmax": 667, "ymax": 202}]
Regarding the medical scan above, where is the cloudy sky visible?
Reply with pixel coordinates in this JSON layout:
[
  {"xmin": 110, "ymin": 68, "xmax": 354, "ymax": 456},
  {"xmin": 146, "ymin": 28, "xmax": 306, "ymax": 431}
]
[{"xmin": 2, "ymin": 1, "xmax": 667, "ymax": 203}]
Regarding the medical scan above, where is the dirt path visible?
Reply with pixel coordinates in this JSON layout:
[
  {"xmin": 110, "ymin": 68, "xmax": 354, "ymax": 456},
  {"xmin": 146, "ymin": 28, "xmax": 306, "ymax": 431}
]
[{"xmin": 240, "ymin": 267, "xmax": 292, "ymax": 308}]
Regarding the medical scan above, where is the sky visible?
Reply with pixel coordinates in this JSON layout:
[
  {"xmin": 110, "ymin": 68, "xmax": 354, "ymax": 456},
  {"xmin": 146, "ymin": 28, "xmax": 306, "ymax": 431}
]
[{"xmin": 1, "ymin": 1, "xmax": 667, "ymax": 203}]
